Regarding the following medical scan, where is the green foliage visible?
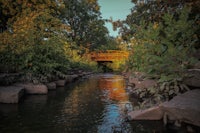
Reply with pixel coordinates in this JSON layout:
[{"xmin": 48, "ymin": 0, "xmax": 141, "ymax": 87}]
[
  {"xmin": 20, "ymin": 38, "xmax": 71, "ymax": 79},
  {"xmin": 129, "ymin": 7, "xmax": 198, "ymax": 74},
  {"xmin": 127, "ymin": 7, "xmax": 199, "ymax": 105}
]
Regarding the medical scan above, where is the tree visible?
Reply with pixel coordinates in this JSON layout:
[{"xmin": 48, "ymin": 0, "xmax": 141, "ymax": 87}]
[
  {"xmin": 119, "ymin": 0, "xmax": 200, "ymax": 41},
  {"xmin": 0, "ymin": 0, "xmax": 64, "ymax": 32},
  {"xmin": 0, "ymin": 0, "xmax": 73, "ymax": 79},
  {"xmin": 61, "ymin": 0, "xmax": 109, "ymax": 51}
]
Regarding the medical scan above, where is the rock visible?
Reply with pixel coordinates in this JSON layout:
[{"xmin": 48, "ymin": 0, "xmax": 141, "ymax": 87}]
[
  {"xmin": 121, "ymin": 71, "xmax": 131, "ymax": 79},
  {"xmin": 132, "ymin": 72, "xmax": 146, "ymax": 79},
  {"xmin": 0, "ymin": 86, "xmax": 24, "ymax": 103},
  {"xmin": 65, "ymin": 75, "xmax": 78, "ymax": 83},
  {"xmin": 126, "ymin": 86, "xmax": 134, "ymax": 93},
  {"xmin": 129, "ymin": 77, "xmax": 157, "ymax": 90},
  {"xmin": 15, "ymin": 83, "xmax": 48, "ymax": 94},
  {"xmin": 160, "ymin": 89, "xmax": 200, "ymax": 127},
  {"xmin": 87, "ymin": 72, "xmax": 94, "ymax": 75},
  {"xmin": 183, "ymin": 69, "xmax": 200, "ymax": 87},
  {"xmin": 46, "ymin": 82, "xmax": 56, "ymax": 90},
  {"xmin": 55, "ymin": 80, "xmax": 66, "ymax": 87},
  {"xmin": 82, "ymin": 72, "xmax": 87, "ymax": 76},
  {"xmin": 128, "ymin": 106, "xmax": 163, "ymax": 120},
  {"xmin": 71, "ymin": 74, "xmax": 79, "ymax": 79},
  {"xmin": 78, "ymin": 73, "xmax": 84, "ymax": 77}
]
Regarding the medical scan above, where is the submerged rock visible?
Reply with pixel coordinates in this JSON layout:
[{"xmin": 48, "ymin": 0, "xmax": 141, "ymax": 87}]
[{"xmin": 0, "ymin": 86, "xmax": 24, "ymax": 103}]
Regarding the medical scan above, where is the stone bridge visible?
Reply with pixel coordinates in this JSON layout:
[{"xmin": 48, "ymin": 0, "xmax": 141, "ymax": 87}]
[{"xmin": 89, "ymin": 50, "xmax": 129, "ymax": 62}]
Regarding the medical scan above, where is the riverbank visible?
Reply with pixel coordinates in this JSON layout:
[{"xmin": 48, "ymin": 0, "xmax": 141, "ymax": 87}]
[
  {"xmin": 0, "ymin": 71, "xmax": 94, "ymax": 104},
  {"xmin": 122, "ymin": 71, "xmax": 200, "ymax": 132}
]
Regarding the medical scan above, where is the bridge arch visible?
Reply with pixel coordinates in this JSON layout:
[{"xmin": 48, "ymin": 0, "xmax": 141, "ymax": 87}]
[{"xmin": 88, "ymin": 50, "xmax": 129, "ymax": 71}]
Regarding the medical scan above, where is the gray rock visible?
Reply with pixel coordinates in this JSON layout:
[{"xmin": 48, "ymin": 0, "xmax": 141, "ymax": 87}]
[
  {"xmin": 0, "ymin": 86, "xmax": 24, "ymax": 103},
  {"xmin": 55, "ymin": 80, "xmax": 66, "ymax": 87},
  {"xmin": 128, "ymin": 77, "xmax": 157, "ymax": 90},
  {"xmin": 183, "ymin": 69, "xmax": 200, "ymax": 87},
  {"xmin": 128, "ymin": 106, "xmax": 163, "ymax": 120},
  {"xmin": 65, "ymin": 75, "xmax": 78, "ymax": 83},
  {"xmin": 160, "ymin": 89, "xmax": 200, "ymax": 127},
  {"xmin": 15, "ymin": 83, "xmax": 48, "ymax": 94},
  {"xmin": 128, "ymin": 90, "xmax": 200, "ymax": 127}
]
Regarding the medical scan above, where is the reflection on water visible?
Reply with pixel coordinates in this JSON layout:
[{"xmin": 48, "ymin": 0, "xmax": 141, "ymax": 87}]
[
  {"xmin": 0, "ymin": 74, "xmax": 166, "ymax": 133},
  {"xmin": 99, "ymin": 74, "xmax": 128, "ymax": 102},
  {"xmin": 97, "ymin": 74, "xmax": 132, "ymax": 133}
]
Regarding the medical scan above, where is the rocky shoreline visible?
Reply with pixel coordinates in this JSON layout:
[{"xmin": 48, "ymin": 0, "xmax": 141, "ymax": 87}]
[
  {"xmin": 122, "ymin": 70, "xmax": 200, "ymax": 132},
  {"xmin": 0, "ymin": 71, "xmax": 94, "ymax": 104}
]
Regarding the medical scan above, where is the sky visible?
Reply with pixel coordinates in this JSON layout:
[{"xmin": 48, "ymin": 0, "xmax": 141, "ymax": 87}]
[{"xmin": 98, "ymin": 0, "xmax": 133, "ymax": 37}]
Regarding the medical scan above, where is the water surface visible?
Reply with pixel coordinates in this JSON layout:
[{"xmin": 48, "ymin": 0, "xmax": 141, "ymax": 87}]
[{"xmin": 0, "ymin": 74, "xmax": 166, "ymax": 133}]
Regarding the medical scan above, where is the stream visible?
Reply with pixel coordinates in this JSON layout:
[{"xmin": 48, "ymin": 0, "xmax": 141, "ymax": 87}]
[{"xmin": 0, "ymin": 74, "xmax": 166, "ymax": 133}]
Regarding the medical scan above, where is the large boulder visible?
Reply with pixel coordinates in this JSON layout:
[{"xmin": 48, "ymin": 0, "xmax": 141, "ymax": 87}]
[
  {"xmin": 128, "ymin": 106, "xmax": 163, "ymax": 120},
  {"xmin": 160, "ymin": 89, "xmax": 200, "ymax": 127},
  {"xmin": 0, "ymin": 86, "xmax": 24, "ymax": 103},
  {"xmin": 128, "ymin": 90, "xmax": 200, "ymax": 127},
  {"xmin": 183, "ymin": 69, "xmax": 200, "ymax": 87},
  {"xmin": 15, "ymin": 83, "xmax": 48, "ymax": 94}
]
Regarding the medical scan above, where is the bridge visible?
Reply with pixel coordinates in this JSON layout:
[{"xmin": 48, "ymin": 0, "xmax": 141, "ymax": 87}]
[{"xmin": 89, "ymin": 50, "xmax": 129, "ymax": 62}]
